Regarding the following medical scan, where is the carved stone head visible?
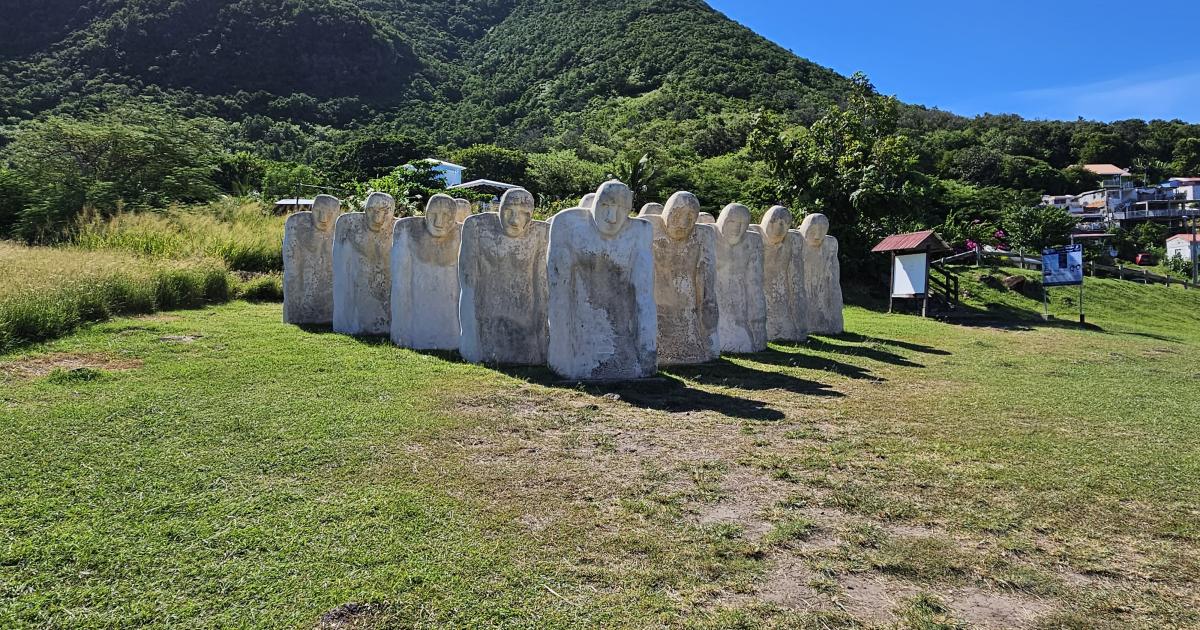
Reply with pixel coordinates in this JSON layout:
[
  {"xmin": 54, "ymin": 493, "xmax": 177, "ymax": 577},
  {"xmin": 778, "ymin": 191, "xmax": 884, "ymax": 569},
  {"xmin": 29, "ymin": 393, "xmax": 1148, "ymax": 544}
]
[
  {"xmin": 312, "ymin": 194, "xmax": 340, "ymax": 232},
  {"xmin": 425, "ymin": 194, "xmax": 457, "ymax": 239},
  {"xmin": 499, "ymin": 188, "xmax": 535, "ymax": 237},
  {"xmin": 800, "ymin": 213, "xmax": 830, "ymax": 247},
  {"xmin": 454, "ymin": 198, "xmax": 472, "ymax": 224},
  {"xmin": 761, "ymin": 205, "xmax": 792, "ymax": 246},
  {"xmin": 580, "ymin": 193, "xmax": 597, "ymax": 209},
  {"xmin": 697, "ymin": 212, "xmax": 716, "ymax": 225},
  {"xmin": 716, "ymin": 203, "xmax": 751, "ymax": 245},
  {"xmin": 592, "ymin": 180, "xmax": 633, "ymax": 239},
  {"xmin": 638, "ymin": 203, "xmax": 664, "ymax": 217},
  {"xmin": 364, "ymin": 192, "xmax": 395, "ymax": 232},
  {"xmin": 662, "ymin": 192, "xmax": 700, "ymax": 242}
]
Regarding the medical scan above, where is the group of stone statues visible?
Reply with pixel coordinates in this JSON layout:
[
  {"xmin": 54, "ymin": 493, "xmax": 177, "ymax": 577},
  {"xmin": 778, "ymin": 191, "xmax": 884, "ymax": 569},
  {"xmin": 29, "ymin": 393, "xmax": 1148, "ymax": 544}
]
[{"xmin": 283, "ymin": 180, "xmax": 843, "ymax": 380}]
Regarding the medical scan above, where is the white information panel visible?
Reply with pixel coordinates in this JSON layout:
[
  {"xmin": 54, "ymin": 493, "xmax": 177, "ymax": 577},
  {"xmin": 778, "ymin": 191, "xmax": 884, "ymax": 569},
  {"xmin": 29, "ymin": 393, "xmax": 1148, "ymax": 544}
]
[{"xmin": 892, "ymin": 252, "xmax": 928, "ymax": 297}]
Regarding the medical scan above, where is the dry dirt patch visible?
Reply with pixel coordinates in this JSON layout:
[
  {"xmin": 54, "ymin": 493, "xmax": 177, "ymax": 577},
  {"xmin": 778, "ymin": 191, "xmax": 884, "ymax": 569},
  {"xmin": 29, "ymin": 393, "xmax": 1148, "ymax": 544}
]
[{"xmin": 0, "ymin": 352, "xmax": 142, "ymax": 379}]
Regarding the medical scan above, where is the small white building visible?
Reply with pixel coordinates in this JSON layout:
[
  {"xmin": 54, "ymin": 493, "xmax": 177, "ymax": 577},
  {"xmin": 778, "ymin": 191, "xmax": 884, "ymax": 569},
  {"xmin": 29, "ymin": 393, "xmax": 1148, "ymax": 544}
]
[
  {"xmin": 1166, "ymin": 233, "xmax": 1200, "ymax": 261},
  {"xmin": 426, "ymin": 159, "xmax": 465, "ymax": 187}
]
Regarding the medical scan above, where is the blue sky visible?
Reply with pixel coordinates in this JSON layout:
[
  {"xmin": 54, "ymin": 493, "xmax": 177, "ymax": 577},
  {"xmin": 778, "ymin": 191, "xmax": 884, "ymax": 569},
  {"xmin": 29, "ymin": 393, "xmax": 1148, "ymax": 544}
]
[{"xmin": 706, "ymin": 0, "xmax": 1200, "ymax": 122}]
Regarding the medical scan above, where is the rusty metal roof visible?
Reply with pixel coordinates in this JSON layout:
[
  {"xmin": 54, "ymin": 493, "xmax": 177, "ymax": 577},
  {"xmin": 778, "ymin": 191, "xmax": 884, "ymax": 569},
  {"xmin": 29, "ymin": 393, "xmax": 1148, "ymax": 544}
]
[{"xmin": 871, "ymin": 230, "xmax": 952, "ymax": 254}]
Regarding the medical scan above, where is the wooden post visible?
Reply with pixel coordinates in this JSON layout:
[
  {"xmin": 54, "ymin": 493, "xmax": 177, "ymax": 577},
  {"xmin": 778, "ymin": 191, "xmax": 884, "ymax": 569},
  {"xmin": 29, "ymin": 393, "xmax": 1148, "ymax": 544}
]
[
  {"xmin": 921, "ymin": 246, "xmax": 931, "ymax": 318},
  {"xmin": 888, "ymin": 252, "xmax": 895, "ymax": 314}
]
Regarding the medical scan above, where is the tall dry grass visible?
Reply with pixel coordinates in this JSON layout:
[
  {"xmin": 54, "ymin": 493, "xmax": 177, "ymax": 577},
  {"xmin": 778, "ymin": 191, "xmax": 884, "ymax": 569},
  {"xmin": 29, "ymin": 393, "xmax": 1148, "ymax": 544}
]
[
  {"xmin": 73, "ymin": 198, "xmax": 286, "ymax": 272},
  {"xmin": 0, "ymin": 243, "xmax": 234, "ymax": 352}
]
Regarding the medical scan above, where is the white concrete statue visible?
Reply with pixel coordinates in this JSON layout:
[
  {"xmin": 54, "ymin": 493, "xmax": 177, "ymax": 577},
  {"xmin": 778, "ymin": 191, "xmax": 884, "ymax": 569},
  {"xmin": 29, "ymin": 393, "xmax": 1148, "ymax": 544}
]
[
  {"xmin": 714, "ymin": 203, "xmax": 767, "ymax": 353},
  {"xmin": 333, "ymin": 192, "xmax": 395, "ymax": 336},
  {"xmin": 547, "ymin": 181, "xmax": 657, "ymax": 380},
  {"xmin": 283, "ymin": 194, "xmax": 340, "ymax": 325},
  {"xmin": 454, "ymin": 198, "xmax": 472, "ymax": 223},
  {"xmin": 759, "ymin": 205, "xmax": 807, "ymax": 342},
  {"xmin": 799, "ymin": 213, "xmax": 844, "ymax": 335},
  {"xmin": 390, "ymin": 194, "xmax": 462, "ymax": 350},
  {"xmin": 580, "ymin": 193, "xmax": 596, "ymax": 209},
  {"xmin": 459, "ymin": 188, "xmax": 550, "ymax": 365},
  {"xmin": 638, "ymin": 202, "xmax": 664, "ymax": 217},
  {"xmin": 645, "ymin": 192, "xmax": 719, "ymax": 366},
  {"xmin": 697, "ymin": 212, "xmax": 716, "ymax": 225}
]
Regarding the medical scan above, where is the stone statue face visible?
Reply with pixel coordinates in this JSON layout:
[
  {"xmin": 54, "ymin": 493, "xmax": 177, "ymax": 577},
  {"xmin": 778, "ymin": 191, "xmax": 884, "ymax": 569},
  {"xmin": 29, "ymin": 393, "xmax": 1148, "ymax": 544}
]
[
  {"xmin": 454, "ymin": 198, "xmax": 471, "ymax": 220},
  {"xmin": 425, "ymin": 195, "xmax": 457, "ymax": 239},
  {"xmin": 364, "ymin": 193, "xmax": 395, "ymax": 232},
  {"xmin": 717, "ymin": 203, "xmax": 751, "ymax": 245},
  {"xmin": 499, "ymin": 188, "xmax": 535, "ymax": 237},
  {"xmin": 580, "ymin": 193, "xmax": 597, "ymax": 209},
  {"xmin": 592, "ymin": 181, "xmax": 633, "ymax": 239},
  {"xmin": 800, "ymin": 213, "xmax": 830, "ymax": 246},
  {"xmin": 312, "ymin": 195, "xmax": 340, "ymax": 232},
  {"xmin": 761, "ymin": 205, "xmax": 792, "ymax": 245},
  {"xmin": 638, "ymin": 203, "xmax": 663, "ymax": 217},
  {"xmin": 662, "ymin": 192, "xmax": 700, "ymax": 241}
]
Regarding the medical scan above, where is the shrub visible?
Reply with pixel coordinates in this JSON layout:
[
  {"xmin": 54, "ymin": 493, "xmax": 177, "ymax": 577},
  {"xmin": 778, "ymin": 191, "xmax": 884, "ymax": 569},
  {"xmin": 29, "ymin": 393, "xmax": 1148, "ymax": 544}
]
[
  {"xmin": 236, "ymin": 274, "xmax": 284, "ymax": 302},
  {"xmin": 0, "ymin": 243, "xmax": 233, "ymax": 353}
]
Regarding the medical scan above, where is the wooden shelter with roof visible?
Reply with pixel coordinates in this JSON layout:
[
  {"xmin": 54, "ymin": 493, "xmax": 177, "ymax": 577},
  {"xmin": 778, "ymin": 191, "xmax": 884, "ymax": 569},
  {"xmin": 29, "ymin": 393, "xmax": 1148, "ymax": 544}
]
[{"xmin": 872, "ymin": 230, "xmax": 952, "ymax": 316}]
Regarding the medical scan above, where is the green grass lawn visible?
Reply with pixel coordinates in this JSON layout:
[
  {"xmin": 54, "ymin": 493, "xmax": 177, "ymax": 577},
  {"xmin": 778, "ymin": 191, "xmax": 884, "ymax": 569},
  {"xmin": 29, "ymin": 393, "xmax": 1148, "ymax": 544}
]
[{"xmin": 2, "ymin": 284, "xmax": 1198, "ymax": 628}]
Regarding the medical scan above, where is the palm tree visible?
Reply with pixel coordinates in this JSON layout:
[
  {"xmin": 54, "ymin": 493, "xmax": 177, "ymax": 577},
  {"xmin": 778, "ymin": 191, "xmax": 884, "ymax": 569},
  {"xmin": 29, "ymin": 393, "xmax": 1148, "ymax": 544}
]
[{"xmin": 609, "ymin": 153, "xmax": 657, "ymax": 209}]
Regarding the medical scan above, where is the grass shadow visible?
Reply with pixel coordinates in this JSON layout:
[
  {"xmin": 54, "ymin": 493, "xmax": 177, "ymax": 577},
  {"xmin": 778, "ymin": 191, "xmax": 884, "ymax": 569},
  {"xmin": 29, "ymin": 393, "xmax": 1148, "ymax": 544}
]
[
  {"xmin": 744, "ymin": 347, "xmax": 887, "ymax": 381},
  {"xmin": 828, "ymin": 332, "xmax": 951, "ymax": 356},
  {"xmin": 499, "ymin": 358, "xmax": 843, "ymax": 422}
]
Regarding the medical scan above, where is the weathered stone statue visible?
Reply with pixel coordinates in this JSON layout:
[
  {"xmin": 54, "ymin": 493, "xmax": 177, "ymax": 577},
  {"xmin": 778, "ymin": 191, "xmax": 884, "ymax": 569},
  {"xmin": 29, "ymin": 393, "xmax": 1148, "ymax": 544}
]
[
  {"xmin": 459, "ymin": 188, "xmax": 550, "ymax": 365},
  {"xmin": 454, "ymin": 198, "xmax": 472, "ymax": 223},
  {"xmin": 697, "ymin": 212, "xmax": 716, "ymax": 225},
  {"xmin": 714, "ymin": 203, "xmax": 767, "ymax": 353},
  {"xmin": 759, "ymin": 205, "xmax": 807, "ymax": 342},
  {"xmin": 283, "ymin": 194, "xmax": 340, "ymax": 325},
  {"xmin": 333, "ymin": 192, "xmax": 395, "ymax": 336},
  {"xmin": 645, "ymin": 192, "xmax": 719, "ymax": 365},
  {"xmin": 638, "ymin": 202, "xmax": 664, "ymax": 217},
  {"xmin": 390, "ymin": 194, "xmax": 462, "ymax": 350},
  {"xmin": 799, "ymin": 213, "xmax": 844, "ymax": 335},
  {"xmin": 580, "ymin": 193, "xmax": 596, "ymax": 209},
  {"xmin": 548, "ymin": 181, "xmax": 657, "ymax": 380}
]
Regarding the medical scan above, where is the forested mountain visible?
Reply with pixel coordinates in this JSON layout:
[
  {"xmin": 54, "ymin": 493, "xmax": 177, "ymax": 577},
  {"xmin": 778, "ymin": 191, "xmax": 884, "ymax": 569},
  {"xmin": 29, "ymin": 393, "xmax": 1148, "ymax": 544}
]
[{"xmin": 2, "ymin": 0, "xmax": 1199, "ymax": 262}]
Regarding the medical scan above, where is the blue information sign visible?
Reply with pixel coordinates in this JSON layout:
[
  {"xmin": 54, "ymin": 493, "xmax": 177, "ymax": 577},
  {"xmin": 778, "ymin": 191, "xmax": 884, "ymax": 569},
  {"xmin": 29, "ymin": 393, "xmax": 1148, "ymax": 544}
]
[{"xmin": 1042, "ymin": 244, "xmax": 1084, "ymax": 287}]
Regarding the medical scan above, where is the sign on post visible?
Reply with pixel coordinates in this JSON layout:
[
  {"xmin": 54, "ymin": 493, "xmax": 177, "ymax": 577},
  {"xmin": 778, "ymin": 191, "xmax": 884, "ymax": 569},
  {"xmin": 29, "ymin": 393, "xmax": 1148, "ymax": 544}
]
[
  {"xmin": 1042, "ymin": 244, "xmax": 1083, "ymax": 287},
  {"xmin": 891, "ymin": 252, "xmax": 929, "ymax": 297},
  {"xmin": 1041, "ymin": 244, "xmax": 1086, "ymax": 324}
]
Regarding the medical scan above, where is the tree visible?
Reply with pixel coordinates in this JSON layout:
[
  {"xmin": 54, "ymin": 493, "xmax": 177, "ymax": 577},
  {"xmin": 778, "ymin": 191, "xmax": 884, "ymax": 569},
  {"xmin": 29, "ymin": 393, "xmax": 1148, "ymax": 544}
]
[
  {"xmin": 5, "ymin": 106, "xmax": 220, "ymax": 242},
  {"xmin": 452, "ymin": 145, "xmax": 530, "ymax": 188},
  {"xmin": 608, "ymin": 153, "xmax": 658, "ymax": 209},
  {"xmin": 348, "ymin": 161, "xmax": 450, "ymax": 216},
  {"xmin": 0, "ymin": 169, "xmax": 29, "ymax": 237},
  {"xmin": 215, "ymin": 152, "xmax": 266, "ymax": 196},
  {"xmin": 1002, "ymin": 205, "xmax": 1076, "ymax": 252},
  {"xmin": 748, "ymin": 73, "xmax": 933, "ymax": 267},
  {"xmin": 1074, "ymin": 131, "xmax": 1131, "ymax": 166},
  {"xmin": 1172, "ymin": 138, "xmax": 1200, "ymax": 176},
  {"xmin": 325, "ymin": 134, "xmax": 432, "ymax": 184},
  {"xmin": 261, "ymin": 162, "xmax": 322, "ymax": 202},
  {"xmin": 527, "ymin": 150, "xmax": 607, "ymax": 200}
]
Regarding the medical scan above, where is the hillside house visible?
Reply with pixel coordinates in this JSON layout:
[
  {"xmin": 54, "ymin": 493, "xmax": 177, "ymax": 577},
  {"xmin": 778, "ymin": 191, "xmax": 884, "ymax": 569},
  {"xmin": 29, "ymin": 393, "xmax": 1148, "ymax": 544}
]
[{"xmin": 1167, "ymin": 234, "xmax": 1200, "ymax": 262}]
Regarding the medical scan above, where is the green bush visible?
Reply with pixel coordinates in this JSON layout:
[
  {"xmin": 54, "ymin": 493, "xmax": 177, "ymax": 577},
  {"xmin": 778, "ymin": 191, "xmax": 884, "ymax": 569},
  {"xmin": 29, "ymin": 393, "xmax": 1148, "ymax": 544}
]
[{"xmin": 236, "ymin": 274, "xmax": 284, "ymax": 302}]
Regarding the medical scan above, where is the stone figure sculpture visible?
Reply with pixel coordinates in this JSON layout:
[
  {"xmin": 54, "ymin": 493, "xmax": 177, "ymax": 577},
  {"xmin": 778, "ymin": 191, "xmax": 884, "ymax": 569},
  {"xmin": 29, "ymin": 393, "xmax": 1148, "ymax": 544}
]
[
  {"xmin": 759, "ymin": 205, "xmax": 806, "ymax": 342},
  {"xmin": 714, "ymin": 203, "xmax": 767, "ymax": 353},
  {"xmin": 459, "ymin": 188, "xmax": 550, "ymax": 365},
  {"xmin": 390, "ymin": 194, "xmax": 462, "ymax": 350},
  {"xmin": 454, "ymin": 198, "xmax": 472, "ymax": 223},
  {"xmin": 645, "ymin": 192, "xmax": 719, "ymax": 365},
  {"xmin": 547, "ymin": 181, "xmax": 657, "ymax": 380},
  {"xmin": 580, "ymin": 193, "xmax": 596, "ymax": 209},
  {"xmin": 283, "ymin": 194, "xmax": 340, "ymax": 325},
  {"xmin": 697, "ymin": 212, "xmax": 716, "ymax": 224},
  {"xmin": 333, "ymin": 192, "xmax": 395, "ymax": 335},
  {"xmin": 799, "ymin": 213, "xmax": 844, "ymax": 335},
  {"xmin": 638, "ymin": 202, "xmax": 664, "ymax": 217}
]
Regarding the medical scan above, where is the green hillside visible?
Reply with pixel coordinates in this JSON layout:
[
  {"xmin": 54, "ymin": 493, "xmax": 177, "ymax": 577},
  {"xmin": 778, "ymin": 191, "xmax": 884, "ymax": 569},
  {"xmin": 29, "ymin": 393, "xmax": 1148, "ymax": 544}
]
[{"xmin": 2, "ymin": 0, "xmax": 1200, "ymax": 261}]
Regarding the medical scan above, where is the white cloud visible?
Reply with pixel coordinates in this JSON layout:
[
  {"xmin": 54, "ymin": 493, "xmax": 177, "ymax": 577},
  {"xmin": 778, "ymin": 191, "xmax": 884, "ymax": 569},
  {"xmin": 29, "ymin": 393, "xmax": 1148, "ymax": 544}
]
[{"xmin": 1009, "ymin": 70, "xmax": 1200, "ymax": 122}]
